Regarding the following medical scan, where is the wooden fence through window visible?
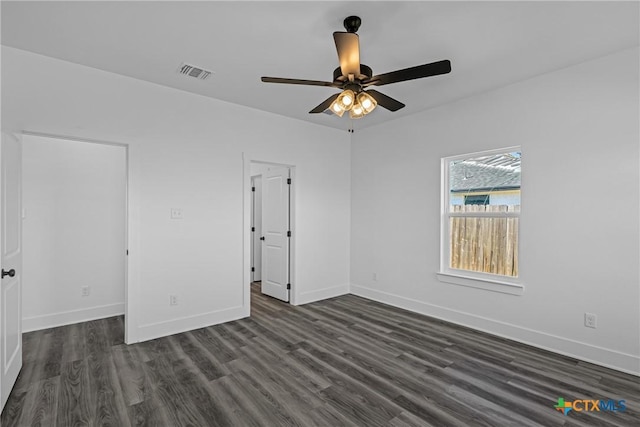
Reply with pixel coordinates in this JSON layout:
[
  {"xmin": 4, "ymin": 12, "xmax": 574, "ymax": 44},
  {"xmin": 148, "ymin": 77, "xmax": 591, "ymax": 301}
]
[{"xmin": 450, "ymin": 204, "xmax": 520, "ymax": 277}]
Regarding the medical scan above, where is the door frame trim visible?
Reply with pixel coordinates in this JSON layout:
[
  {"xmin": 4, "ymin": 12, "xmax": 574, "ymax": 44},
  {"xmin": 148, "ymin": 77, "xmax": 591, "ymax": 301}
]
[
  {"xmin": 243, "ymin": 154, "xmax": 296, "ymax": 310},
  {"xmin": 250, "ymin": 175, "xmax": 263, "ymax": 283}
]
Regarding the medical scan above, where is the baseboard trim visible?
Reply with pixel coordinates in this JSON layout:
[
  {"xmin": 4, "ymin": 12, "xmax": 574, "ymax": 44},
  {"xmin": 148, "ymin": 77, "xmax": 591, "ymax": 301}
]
[
  {"xmin": 350, "ymin": 284, "xmax": 640, "ymax": 376},
  {"xmin": 137, "ymin": 305, "xmax": 247, "ymax": 343},
  {"xmin": 295, "ymin": 285, "xmax": 349, "ymax": 306},
  {"xmin": 22, "ymin": 302, "xmax": 125, "ymax": 332}
]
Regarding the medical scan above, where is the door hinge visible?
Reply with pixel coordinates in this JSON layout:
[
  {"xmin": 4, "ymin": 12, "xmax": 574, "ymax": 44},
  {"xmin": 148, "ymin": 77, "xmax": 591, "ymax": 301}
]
[
  {"xmin": 287, "ymin": 178, "xmax": 291, "ymax": 185},
  {"xmin": 287, "ymin": 283, "xmax": 291, "ymax": 290},
  {"xmin": 252, "ymin": 186, "xmax": 255, "ymax": 192},
  {"xmin": 251, "ymin": 267, "xmax": 255, "ymax": 272},
  {"xmin": 287, "ymin": 231, "xmax": 291, "ymax": 237},
  {"xmin": 251, "ymin": 227, "xmax": 255, "ymax": 232},
  {"xmin": 126, "ymin": 250, "xmax": 129, "ymax": 255}
]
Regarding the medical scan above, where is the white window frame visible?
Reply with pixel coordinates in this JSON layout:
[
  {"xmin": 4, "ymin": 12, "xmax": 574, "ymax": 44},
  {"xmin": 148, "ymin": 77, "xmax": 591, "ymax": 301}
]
[{"xmin": 437, "ymin": 146, "xmax": 524, "ymax": 295}]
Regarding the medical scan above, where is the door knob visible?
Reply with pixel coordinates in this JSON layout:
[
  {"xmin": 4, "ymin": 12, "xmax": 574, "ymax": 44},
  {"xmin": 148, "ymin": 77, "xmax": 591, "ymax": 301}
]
[
  {"xmin": 260, "ymin": 237, "xmax": 265, "ymax": 241},
  {"xmin": 1, "ymin": 269, "xmax": 15, "ymax": 278}
]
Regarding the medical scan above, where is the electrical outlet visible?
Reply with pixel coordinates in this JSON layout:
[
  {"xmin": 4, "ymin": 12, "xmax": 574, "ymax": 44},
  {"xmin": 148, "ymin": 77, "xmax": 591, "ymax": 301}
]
[
  {"xmin": 170, "ymin": 208, "xmax": 183, "ymax": 219},
  {"xmin": 584, "ymin": 313, "xmax": 597, "ymax": 329},
  {"xmin": 81, "ymin": 286, "xmax": 90, "ymax": 297},
  {"xmin": 169, "ymin": 294, "xmax": 178, "ymax": 306}
]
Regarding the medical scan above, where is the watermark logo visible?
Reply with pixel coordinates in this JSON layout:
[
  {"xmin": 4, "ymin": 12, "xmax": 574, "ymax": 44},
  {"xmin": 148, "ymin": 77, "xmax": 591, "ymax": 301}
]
[
  {"xmin": 554, "ymin": 398, "xmax": 626, "ymax": 416},
  {"xmin": 554, "ymin": 398, "xmax": 573, "ymax": 415}
]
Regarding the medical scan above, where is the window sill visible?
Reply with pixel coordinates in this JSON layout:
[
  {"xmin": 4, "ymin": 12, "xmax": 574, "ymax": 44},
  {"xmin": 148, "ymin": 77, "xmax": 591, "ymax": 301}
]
[{"xmin": 436, "ymin": 272, "xmax": 524, "ymax": 296}]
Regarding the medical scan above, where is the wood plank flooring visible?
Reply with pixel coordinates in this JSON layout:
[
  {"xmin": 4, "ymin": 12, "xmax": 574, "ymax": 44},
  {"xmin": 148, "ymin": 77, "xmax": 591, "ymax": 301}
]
[{"xmin": 2, "ymin": 284, "xmax": 639, "ymax": 426}]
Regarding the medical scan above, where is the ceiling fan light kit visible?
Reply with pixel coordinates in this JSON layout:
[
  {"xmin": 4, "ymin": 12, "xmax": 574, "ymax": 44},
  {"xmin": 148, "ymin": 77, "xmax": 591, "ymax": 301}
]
[{"xmin": 261, "ymin": 16, "xmax": 451, "ymax": 120}]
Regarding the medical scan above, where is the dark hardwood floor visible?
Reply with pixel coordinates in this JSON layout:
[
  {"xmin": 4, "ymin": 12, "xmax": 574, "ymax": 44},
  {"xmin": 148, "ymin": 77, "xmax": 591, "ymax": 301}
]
[{"xmin": 2, "ymin": 284, "xmax": 639, "ymax": 426}]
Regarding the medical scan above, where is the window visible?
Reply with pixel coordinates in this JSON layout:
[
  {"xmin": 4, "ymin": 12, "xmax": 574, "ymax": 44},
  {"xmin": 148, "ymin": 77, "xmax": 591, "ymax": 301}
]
[{"xmin": 439, "ymin": 147, "xmax": 521, "ymax": 292}]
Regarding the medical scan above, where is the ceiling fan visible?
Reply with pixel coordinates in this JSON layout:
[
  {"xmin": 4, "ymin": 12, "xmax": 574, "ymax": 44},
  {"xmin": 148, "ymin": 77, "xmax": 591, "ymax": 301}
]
[{"xmin": 261, "ymin": 16, "xmax": 451, "ymax": 119}]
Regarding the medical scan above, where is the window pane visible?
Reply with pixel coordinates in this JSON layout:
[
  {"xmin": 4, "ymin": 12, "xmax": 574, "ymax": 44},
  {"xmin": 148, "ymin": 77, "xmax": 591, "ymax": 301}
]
[
  {"xmin": 449, "ymin": 216, "xmax": 519, "ymax": 277},
  {"xmin": 450, "ymin": 152, "xmax": 521, "ymax": 209}
]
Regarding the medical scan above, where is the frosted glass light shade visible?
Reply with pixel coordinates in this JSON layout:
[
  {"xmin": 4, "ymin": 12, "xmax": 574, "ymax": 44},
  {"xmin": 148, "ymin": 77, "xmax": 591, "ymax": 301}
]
[
  {"xmin": 349, "ymin": 100, "xmax": 365, "ymax": 119},
  {"xmin": 329, "ymin": 98, "xmax": 346, "ymax": 117},
  {"xmin": 336, "ymin": 89, "xmax": 355, "ymax": 111},
  {"xmin": 357, "ymin": 91, "xmax": 377, "ymax": 114}
]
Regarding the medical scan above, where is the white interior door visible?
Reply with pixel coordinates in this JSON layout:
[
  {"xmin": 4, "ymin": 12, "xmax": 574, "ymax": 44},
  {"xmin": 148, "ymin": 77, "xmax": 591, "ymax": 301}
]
[
  {"xmin": 261, "ymin": 166, "xmax": 290, "ymax": 302},
  {"xmin": 251, "ymin": 176, "xmax": 262, "ymax": 282},
  {"xmin": 1, "ymin": 133, "xmax": 22, "ymax": 411}
]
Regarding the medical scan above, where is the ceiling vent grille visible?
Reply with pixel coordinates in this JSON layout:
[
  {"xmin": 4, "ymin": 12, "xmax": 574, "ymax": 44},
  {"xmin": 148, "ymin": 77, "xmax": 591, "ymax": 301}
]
[{"xmin": 178, "ymin": 63, "xmax": 212, "ymax": 80}]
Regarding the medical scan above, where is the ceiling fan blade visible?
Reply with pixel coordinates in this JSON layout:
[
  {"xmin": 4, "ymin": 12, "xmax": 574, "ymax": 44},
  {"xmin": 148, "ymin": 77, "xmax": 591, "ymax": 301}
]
[
  {"xmin": 333, "ymin": 32, "xmax": 360, "ymax": 77},
  {"xmin": 261, "ymin": 76, "xmax": 340, "ymax": 88},
  {"xmin": 309, "ymin": 93, "xmax": 340, "ymax": 114},
  {"xmin": 366, "ymin": 89, "xmax": 405, "ymax": 112},
  {"xmin": 364, "ymin": 60, "xmax": 451, "ymax": 87}
]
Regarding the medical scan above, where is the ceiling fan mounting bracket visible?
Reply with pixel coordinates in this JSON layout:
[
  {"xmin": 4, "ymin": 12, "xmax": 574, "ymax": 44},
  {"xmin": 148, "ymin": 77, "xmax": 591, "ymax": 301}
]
[{"xmin": 343, "ymin": 16, "xmax": 362, "ymax": 33}]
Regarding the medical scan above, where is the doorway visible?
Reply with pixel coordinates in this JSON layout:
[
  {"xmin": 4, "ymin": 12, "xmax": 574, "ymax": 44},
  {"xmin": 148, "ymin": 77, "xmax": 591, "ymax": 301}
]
[
  {"xmin": 247, "ymin": 160, "xmax": 294, "ymax": 306},
  {"xmin": 20, "ymin": 133, "xmax": 128, "ymax": 334}
]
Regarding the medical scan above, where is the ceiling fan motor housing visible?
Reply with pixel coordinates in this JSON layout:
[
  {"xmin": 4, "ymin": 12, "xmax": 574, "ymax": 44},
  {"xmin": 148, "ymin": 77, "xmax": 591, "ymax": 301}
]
[{"xmin": 333, "ymin": 64, "xmax": 372, "ymax": 84}]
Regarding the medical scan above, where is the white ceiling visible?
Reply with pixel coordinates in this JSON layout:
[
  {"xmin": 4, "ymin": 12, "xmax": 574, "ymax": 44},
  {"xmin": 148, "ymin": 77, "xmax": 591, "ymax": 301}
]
[{"xmin": 2, "ymin": 1, "xmax": 638, "ymax": 131}]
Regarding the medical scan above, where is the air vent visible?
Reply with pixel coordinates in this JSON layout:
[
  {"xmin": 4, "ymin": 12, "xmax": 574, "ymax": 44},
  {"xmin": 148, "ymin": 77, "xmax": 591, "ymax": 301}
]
[{"xmin": 177, "ymin": 63, "xmax": 212, "ymax": 80}]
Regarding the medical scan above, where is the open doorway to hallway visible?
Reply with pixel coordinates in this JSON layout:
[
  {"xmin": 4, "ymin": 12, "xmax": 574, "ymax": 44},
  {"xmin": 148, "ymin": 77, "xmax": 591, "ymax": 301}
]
[{"xmin": 249, "ymin": 161, "xmax": 294, "ymax": 308}]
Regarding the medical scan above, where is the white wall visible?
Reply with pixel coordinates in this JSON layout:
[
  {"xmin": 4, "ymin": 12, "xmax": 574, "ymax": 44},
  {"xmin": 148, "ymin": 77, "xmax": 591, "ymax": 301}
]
[
  {"xmin": 351, "ymin": 48, "xmax": 640, "ymax": 375},
  {"xmin": 21, "ymin": 135, "xmax": 126, "ymax": 331},
  {"xmin": 2, "ymin": 46, "xmax": 351, "ymax": 343}
]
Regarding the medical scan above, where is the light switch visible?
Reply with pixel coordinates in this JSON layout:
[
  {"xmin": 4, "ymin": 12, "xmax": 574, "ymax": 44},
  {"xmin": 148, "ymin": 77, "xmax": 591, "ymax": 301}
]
[{"xmin": 170, "ymin": 208, "xmax": 183, "ymax": 219}]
